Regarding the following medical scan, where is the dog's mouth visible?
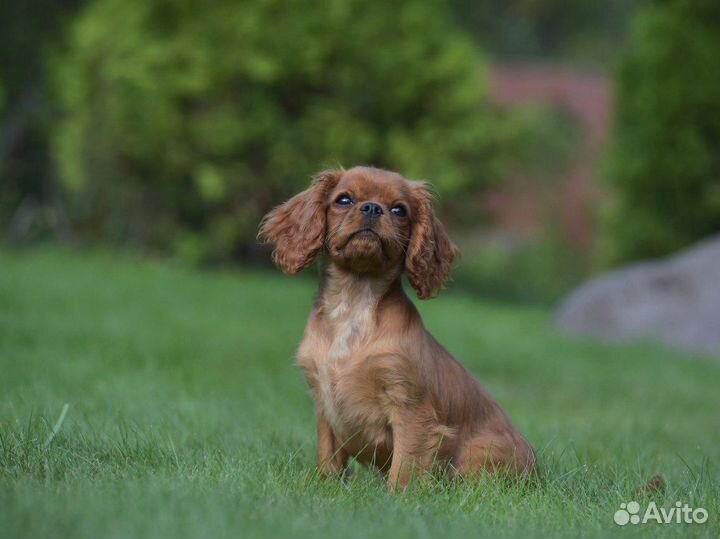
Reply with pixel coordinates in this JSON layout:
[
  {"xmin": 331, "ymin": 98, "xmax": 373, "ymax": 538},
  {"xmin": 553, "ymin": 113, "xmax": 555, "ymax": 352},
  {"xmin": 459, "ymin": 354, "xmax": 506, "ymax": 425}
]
[
  {"xmin": 350, "ymin": 228, "xmax": 381, "ymax": 242},
  {"xmin": 337, "ymin": 228, "xmax": 388, "ymax": 260},
  {"xmin": 337, "ymin": 228, "xmax": 382, "ymax": 249}
]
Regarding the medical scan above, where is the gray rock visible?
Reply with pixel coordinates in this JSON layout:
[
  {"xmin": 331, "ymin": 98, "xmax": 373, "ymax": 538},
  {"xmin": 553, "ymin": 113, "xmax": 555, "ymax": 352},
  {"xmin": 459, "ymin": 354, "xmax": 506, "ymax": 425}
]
[{"xmin": 555, "ymin": 234, "xmax": 720, "ymax": 357}]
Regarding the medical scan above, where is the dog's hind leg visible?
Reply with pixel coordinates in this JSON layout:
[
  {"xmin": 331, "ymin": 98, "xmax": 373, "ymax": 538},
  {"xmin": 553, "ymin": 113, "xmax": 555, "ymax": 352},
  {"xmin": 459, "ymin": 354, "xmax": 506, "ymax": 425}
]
[{"xmin": 456, "ymin": 430, "xmax": 535, "ymax": 478}]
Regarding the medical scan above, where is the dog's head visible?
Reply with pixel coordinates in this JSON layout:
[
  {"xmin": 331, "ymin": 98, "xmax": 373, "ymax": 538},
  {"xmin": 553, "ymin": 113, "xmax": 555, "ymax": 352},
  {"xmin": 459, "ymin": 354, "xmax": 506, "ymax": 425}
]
[{"xmin": 258, "ymin": 166, "xmax": 458, "ymax": 299}]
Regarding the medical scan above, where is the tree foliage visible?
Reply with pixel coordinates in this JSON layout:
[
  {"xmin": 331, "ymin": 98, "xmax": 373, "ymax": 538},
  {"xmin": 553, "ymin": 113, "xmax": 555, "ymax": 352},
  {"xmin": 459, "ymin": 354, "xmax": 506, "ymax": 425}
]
[
  {"xmin": 453, "ymin": 0, "xmax": 637, "ymax": 66},
  {"xmin": 0, "ymin": 0, "xmax": 80, "ymax": 231},
  {"xmin": 605, "ymin": 0, "xmax": 720, "ymax": 262},
  {"xmin": 53, "ymin": 0, "xmax": 502, "ymax": 261}
]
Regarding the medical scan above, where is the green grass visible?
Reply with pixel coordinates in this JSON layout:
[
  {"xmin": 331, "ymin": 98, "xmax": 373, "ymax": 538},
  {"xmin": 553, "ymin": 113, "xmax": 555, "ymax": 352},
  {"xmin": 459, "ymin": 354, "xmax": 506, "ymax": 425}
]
[{"xmin": 1, "ymin": 247, "xmax": 718, "ymax": 538}]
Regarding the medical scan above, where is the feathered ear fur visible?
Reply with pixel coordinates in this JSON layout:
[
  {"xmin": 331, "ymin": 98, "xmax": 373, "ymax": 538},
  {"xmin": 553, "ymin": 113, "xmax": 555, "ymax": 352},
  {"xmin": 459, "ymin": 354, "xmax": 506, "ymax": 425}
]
[
  {"xmin": 406, "ymin": 182, "xmax": 459, "ymax": 299},
  {"xmin": 258, "ymin": 169, "xmax": 343, "ymax": 275}
]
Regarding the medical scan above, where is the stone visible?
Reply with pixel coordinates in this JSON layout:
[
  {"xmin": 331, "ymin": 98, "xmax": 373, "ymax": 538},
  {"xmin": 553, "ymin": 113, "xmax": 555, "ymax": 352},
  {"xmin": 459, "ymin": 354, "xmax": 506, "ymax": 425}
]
[{"xmin": 555, "ymin": 234, "xmax": 720, "ymax": 357}]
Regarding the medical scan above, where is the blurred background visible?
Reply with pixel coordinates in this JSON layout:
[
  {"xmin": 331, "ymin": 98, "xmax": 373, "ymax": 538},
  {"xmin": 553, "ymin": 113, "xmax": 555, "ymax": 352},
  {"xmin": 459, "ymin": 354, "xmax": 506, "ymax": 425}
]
[
  {"xmin": 3, "ymin": 4, "xmax": 720, "ymax": 534},
  {"xmin": 1, "ymin": 0, "xmax": 719, "ymax": 306}
]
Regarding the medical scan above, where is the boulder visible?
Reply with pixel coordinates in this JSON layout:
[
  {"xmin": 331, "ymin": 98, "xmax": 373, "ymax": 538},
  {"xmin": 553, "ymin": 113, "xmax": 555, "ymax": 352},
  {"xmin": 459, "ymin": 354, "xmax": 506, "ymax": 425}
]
[{"xmin": 555, "ymin": 234, "xmax": 720, "ymax": 357}]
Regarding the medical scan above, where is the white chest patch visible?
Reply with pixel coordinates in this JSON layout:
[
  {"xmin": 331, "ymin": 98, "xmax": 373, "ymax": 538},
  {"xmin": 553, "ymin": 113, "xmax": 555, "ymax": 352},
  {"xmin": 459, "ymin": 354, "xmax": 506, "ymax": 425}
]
[{"xmin": 317, "ymin": 280, "xmax": 379, "ymax": 433}]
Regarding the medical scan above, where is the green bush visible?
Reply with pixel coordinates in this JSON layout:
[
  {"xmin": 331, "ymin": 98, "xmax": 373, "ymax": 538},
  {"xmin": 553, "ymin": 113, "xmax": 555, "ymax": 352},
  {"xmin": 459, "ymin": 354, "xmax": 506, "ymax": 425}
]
[
  {"xmin": 453, "ymin": 237, "xmax": 586, "ymax": 305},
  {"xmin": 605, "ymin": 0, "xmax": 720, "ymax": 263},
  {"xmin": 453, "ymin": 0, "xmax": 638, "ymax": 66},
  {"xmin": 448, "ymin": 104, "xmax": 585, "ymax": 305},
  {"xmin": 52, "ymin": 0, "xmax": 503, "ymax": 262}
]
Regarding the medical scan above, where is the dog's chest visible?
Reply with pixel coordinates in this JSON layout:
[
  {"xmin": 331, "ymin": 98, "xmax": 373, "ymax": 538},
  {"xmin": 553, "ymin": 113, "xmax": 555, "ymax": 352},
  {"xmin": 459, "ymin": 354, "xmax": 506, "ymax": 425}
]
[{"xmin": 314, "ymin": 291, "xmax": 377, "ymax": 434}]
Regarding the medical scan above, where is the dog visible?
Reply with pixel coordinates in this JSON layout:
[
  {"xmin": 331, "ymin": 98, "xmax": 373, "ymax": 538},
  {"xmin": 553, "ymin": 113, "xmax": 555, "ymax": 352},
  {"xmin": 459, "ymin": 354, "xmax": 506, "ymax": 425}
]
[{"xmin": 259, "ymin": 166, "xmax": 535, "ymax": 491}]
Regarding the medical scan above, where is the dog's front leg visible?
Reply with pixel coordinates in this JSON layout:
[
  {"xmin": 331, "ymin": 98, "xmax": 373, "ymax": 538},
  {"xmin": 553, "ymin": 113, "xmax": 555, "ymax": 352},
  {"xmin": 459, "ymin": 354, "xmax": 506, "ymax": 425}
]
[
  {"xmin": 316, "ymin": 412, "xmax": 348, "ymax": 478},
  {"xmin": 387, "ymin": 406, "xmax": 441, "ymax": 492}
]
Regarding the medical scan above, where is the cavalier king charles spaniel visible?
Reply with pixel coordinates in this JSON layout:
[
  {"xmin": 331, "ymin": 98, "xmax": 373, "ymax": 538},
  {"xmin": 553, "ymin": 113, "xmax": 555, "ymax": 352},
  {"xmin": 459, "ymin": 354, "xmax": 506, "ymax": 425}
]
[{"xmin": 259, "ymin": 166, "xmax": 535, "ymax": 490}]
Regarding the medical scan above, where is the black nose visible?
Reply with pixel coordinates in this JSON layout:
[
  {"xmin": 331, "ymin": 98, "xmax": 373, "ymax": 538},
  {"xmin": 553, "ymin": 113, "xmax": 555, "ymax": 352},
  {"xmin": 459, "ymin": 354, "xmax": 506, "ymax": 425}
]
[{"xmin": 359, "ymin": 202, "xmax": 383, "ymax": 221}]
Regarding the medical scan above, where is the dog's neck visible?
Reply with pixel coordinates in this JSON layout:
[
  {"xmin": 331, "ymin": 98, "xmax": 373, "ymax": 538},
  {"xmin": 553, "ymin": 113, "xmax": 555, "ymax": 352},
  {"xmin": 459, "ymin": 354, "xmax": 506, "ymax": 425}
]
[
  {"xmin": 317, "ymin": 264, "xmax": 401, "ymax": 369},
  {"xmin": 318, "ymin": 263, "xmax": 401, "ymax": 322}
]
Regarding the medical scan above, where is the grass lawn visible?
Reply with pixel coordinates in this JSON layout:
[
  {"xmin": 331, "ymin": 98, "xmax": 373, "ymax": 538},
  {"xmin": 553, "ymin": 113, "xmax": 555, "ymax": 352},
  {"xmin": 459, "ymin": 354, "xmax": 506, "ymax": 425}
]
[{"xmin": 1, "ymin": 247, "xmax": 718, "ymax": 538}]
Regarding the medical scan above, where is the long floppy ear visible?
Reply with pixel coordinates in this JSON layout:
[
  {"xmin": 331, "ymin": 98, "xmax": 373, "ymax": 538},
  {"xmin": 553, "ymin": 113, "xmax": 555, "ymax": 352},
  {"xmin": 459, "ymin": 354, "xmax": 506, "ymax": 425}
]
[
  {"xmin": 258, "ymin": 169, "xmax": 343, "ymax": 274},
  {"xmin": 406, "ymin": 182, "xmax": 459, "ymax": 299}
]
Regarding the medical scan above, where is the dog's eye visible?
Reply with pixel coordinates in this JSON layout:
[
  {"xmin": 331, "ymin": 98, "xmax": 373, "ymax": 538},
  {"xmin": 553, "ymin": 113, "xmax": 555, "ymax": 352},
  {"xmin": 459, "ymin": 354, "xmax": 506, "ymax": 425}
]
[
  {"xmin": 390, "ymin": 205, "xmax": 407, "ymax": 217},
  {"xmin": 336, "ymin": 195, "xmax": 354, "ymax": 206}
]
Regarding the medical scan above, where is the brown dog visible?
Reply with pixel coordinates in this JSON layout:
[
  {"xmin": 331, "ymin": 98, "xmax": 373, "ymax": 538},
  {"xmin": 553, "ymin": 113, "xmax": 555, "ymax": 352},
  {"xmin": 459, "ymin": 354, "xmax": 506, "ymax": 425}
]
[{"xmin": 259, "ymin": 166, "xmax": 535, "ymax": 490}]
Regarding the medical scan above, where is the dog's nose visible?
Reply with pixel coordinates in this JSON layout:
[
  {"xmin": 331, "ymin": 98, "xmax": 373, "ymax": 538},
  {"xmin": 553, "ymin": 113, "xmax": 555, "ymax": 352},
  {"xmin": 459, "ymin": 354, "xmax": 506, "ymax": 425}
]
[{"xmin": 359, "ymin": 202, "xmax": 383, "ymax": 221}]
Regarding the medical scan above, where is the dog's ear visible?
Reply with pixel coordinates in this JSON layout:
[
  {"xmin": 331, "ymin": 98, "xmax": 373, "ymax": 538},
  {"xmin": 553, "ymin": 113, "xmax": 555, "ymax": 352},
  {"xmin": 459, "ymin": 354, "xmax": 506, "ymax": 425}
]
[
  {"xmin": 405, "ymin": 181, "xmax": 459, "ymax": 299},
  {"xmin": 258, "ymin": 169, "xmax": 343, "ymax": 275}
]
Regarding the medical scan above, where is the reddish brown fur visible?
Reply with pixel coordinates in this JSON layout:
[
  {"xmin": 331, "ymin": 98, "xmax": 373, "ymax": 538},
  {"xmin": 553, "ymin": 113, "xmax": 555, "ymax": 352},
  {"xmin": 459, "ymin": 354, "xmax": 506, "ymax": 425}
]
[{"xmin": 259, "ymin": 166, "xmax": 535, "ymax": 491}]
